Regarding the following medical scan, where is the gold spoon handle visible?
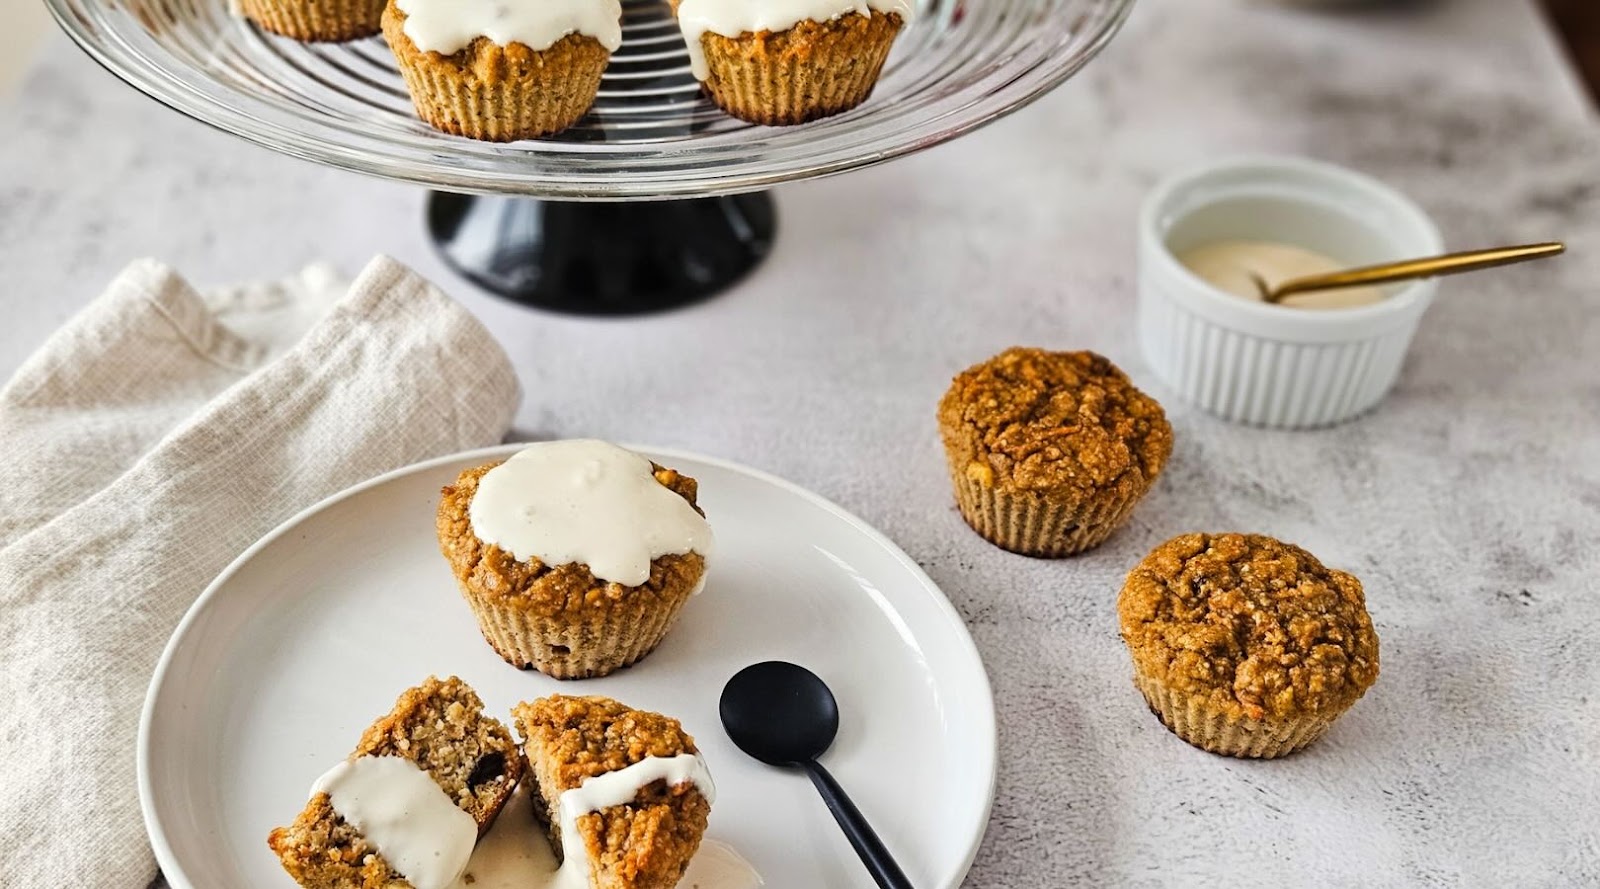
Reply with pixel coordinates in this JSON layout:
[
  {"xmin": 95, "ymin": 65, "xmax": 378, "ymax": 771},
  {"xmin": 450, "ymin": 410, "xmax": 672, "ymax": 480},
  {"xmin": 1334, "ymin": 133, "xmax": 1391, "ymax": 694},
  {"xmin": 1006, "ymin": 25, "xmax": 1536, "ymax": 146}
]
[{"xmin": 1266, "ymin": 242, "xmax": 1566, "ymax": 304}]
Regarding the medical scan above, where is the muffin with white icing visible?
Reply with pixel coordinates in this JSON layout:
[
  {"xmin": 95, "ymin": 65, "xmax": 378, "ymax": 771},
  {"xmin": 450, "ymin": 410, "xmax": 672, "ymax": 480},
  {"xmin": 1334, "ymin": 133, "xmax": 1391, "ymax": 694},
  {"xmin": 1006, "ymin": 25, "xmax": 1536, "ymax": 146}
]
[
  {"xmin": 436, "ymin": 441, "xmax": 714, "ymax": 680},
  {"xmin": 239, "ymin": 0, "xmax": 385, "ymax": 42},
  {"xmin": 267, "ymin": 676, "xmax": 524, "ymax": 889},
  {"xmin": 672, "ymin": 0, "xmax": 912, "ymax": 125},
  {"xmin": 382, "ymin": 0, "xmax": 622, "ymax": 141},
  {"xmin": 514, "ymin": 695, "xmax": 713, "ymax": 889}
]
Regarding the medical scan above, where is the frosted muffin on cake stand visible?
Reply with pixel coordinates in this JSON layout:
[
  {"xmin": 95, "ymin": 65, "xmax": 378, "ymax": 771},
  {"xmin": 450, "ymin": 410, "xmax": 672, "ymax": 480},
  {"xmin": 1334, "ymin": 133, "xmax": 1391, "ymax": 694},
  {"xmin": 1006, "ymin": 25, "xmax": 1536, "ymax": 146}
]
[{"xmin": 47, "ymin": 0, "xmax": 1133, "ymax": 314}]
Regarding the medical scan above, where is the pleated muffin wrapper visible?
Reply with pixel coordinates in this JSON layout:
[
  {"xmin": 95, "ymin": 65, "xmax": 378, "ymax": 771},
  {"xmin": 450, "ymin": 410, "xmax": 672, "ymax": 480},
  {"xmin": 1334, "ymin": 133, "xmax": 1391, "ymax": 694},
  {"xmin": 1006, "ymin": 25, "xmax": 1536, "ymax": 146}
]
[
  {"xmin": 466, "ymin": 578, "xmax": 699, "ymax": 680},
  {"xmin": 383, "ymin": 14, "xmax": 611, "ymax": 142},
  {"xmin": 948, "ymin": 469, "xmax": 1146, "ymax": 558},
  {"xmin": 238, "ymin": 0, "xmax": 385, "ymax": 42},
  {"xmin": 697, "ymin": 12, "xmax": 903, "ymax": 126},
  {"xmin": 1133, "ymin": 673, "xmax": 1337, "ymax": 759}
]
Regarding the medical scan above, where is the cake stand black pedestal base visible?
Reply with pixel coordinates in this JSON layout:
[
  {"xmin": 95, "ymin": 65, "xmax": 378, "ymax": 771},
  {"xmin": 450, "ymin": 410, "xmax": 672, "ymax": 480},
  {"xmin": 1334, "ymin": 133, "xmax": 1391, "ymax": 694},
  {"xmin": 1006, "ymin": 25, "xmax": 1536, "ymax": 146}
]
[{"xmin": 426, "ymin": 191, "xmax": 777, "ymax": 316}]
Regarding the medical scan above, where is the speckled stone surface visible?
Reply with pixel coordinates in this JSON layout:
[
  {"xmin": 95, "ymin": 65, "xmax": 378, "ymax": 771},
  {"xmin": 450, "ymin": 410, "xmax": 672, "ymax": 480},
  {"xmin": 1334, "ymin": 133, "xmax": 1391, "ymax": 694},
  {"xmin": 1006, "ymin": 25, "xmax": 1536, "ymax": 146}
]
[{"xmin": 3, "ymin": 0, "xmax": 1598, "ymax": 885}]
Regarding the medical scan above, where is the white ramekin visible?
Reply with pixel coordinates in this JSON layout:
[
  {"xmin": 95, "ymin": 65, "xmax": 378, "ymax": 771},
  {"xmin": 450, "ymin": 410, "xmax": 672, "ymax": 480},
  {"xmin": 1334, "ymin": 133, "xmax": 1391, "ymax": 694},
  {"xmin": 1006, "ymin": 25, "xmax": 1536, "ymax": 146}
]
[{"xmin": 1137, "ymin": 155, "xmax": 1444, "ymax": 429}]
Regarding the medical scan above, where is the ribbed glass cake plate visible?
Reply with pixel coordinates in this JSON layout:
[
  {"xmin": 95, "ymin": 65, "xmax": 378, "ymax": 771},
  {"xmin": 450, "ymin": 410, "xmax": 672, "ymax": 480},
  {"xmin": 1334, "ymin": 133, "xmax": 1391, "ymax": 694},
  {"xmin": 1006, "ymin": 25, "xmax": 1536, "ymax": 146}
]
[{"xmin": 47, "ymin": 0, "xmax": 1133, "ymax": 199}]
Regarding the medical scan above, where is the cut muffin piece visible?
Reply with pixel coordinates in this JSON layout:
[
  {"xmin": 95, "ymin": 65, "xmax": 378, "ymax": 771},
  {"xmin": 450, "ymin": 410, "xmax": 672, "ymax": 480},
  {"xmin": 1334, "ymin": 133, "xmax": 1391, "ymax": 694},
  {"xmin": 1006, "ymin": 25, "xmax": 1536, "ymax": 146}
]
[
  {"xmin": 437, "ymin": 441, "xmax": 713, "ymax": 680},
  {"xmin": 268, "ymin": 676, "xmax": 525, "ymax": 889},
  {"xmin": 514, "ymin": 695, "xmax": 713, "ymax": 889}
]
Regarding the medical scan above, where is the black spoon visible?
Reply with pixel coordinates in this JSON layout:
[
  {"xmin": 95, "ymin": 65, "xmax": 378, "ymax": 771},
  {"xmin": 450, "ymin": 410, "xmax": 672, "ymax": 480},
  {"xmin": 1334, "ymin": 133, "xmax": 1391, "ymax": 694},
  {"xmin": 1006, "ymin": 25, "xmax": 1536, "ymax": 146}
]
[{"xmin": 720, "ymin": 661, "xmax": 914, "ymax": 889}]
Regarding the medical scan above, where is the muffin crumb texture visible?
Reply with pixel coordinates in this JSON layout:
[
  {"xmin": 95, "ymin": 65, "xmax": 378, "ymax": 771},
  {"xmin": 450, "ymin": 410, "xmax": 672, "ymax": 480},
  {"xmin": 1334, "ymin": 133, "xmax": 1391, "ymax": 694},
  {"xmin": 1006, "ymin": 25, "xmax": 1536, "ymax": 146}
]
[
  {"xmin": 267, "ymin": 676, "xmax": 523, "ymax": 888},
  {"xmin": 1119, "ymin": 533, "xmax": 1379, "ymax": 722},
  {"xmin": 515, "ymin": 695, "xmax": 710, "ymax": 889}
]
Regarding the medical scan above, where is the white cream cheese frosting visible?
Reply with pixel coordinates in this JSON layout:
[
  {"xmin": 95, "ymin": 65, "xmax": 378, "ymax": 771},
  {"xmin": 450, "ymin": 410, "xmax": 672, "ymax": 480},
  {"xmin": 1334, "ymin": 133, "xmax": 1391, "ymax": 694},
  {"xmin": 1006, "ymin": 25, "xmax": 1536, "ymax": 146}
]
[
  {"xmin": 674, "ymin": 0, "xmax": 914, "ymax": 80},
  {"xmin": 681, "ymin": 839, "xmax": 765, "ymax": 888},
  {"xmin": 396, "ymin": 0, "xmax": 623, "ymax": 56},
  {"xmin": 550, "ymin": 754, "xmax": 717, "ymax": 888},
  {"xmin": 311, "ymin": 755, "xmax": 478, "ymax": 889},
  {"xmin": 1178, "ymin": 240, "xmax": 1388, "ymax": 309},
  {"xmin": 468, "ymin": 440, "xmax": 714, "ymax": 588}
]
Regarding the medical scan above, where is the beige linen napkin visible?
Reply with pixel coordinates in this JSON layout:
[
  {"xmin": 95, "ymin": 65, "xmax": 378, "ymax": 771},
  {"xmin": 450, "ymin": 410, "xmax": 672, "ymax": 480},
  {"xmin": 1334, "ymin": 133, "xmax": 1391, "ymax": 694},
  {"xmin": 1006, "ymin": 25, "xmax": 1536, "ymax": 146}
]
[{"xmin": 0, "ymin": 255, "xmax": 520, "ymax": 887}]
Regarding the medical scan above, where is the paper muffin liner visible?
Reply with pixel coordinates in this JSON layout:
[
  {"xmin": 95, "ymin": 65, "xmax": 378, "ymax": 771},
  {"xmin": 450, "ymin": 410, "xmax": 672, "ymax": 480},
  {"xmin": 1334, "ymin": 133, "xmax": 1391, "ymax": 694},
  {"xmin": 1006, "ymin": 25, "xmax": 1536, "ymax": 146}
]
[
  {"xmin": 1133, "ymin": 673, "xmax": 1336, "ymax": 759},
  {"xmin": 697, "ymin": 13, "xmax": 902, "ymax": 126},
  {"xmin": 463, "ymin": 578, "xmax": 698, "ymax": 680},
  {"xmin": 947, "ymin": 467, "xmax": 1145, "ymax": 558},
  {"xmin": 238, "ymin": 0, "xmax": 384, "ymax": 42},
  {"xmin": 384, "ymin": 15, "xmax": 609, "ymax": 142}
]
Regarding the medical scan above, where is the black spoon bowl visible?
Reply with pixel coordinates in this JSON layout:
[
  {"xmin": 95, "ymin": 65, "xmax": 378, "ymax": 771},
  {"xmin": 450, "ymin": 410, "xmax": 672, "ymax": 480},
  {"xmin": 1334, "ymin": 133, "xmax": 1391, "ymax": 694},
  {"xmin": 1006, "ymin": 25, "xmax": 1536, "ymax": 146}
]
[{"xmin": 720, "ymin": 661, "xmax": 914, "ymax": 889}]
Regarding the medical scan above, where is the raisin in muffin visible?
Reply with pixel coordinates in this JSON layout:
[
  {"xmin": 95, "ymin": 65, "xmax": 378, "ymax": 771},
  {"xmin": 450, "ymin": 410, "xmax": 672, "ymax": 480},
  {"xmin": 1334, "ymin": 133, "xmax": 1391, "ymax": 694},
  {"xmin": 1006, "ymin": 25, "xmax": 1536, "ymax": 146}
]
[
  {"xmin": 1118, "ymin": 533, "xmax": 1380, "ymax": 758},
  {"xmin": 514, "ymin": 695, "xmax": 712, "ymax": 889},
  {"xmin": 268, "ymin": 676, "xmax": 524, "ymax": 888},
  {"xmin": 938, "ymin": 347, "xmax": 1173, "ymax": 557}
]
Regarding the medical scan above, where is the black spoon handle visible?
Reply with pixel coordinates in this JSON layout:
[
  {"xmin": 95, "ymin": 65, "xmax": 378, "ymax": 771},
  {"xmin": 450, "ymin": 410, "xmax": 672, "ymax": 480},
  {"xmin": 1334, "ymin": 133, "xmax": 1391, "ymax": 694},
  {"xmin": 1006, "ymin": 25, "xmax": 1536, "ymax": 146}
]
[{"xmin": 801, "ymin": 760, "xmax": 915, "ymax": 889}]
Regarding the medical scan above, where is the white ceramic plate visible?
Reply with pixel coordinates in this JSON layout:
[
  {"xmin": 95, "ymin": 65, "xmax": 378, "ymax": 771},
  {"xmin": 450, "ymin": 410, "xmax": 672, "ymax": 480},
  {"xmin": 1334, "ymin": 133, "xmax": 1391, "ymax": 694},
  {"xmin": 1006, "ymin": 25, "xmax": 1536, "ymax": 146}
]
[{"xmin": 141, "ymin": 444, "xmax": 997, "ymax": 889}]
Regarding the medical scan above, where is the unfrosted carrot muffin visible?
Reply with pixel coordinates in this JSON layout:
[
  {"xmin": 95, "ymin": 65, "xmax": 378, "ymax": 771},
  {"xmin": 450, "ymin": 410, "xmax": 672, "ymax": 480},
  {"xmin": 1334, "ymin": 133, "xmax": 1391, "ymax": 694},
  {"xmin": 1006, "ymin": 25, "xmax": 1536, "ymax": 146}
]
[
  {"xmin": 514, "ymin": 695, "xmax": 713, "ymax": 889},
  {"xmin": 938, "ymin": 348, "xmax": 1173, "ymax": 557},
  {"xmin": 239, "ymin": 0, "xmax": 384, "ymax": 42},
  {"xmin": 673, "ymin": 0, "xmax": 911, "ymax": 125},
  {"xmin": 268, "ymin": 676, "xmax": 524, "ymax": 889},
  {"xmin": 1118, "ymin": 533, "xmax": 1380, "ymax": 758},
  {"xmin": 437, "ymin": 441, "xmax": 713, "ymax": 680},
  {"xmin": 382, "ymin": 0, "xmax": 621, "ymax": 141}
]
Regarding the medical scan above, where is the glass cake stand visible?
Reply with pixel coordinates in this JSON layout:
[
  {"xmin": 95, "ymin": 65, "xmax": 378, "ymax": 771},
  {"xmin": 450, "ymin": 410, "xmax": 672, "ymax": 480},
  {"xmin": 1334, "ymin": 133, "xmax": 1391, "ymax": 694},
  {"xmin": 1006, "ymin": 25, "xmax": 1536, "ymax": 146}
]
[{"xmin": 48, "ymin": 0, "xmax": 1134, "ymax": 313}]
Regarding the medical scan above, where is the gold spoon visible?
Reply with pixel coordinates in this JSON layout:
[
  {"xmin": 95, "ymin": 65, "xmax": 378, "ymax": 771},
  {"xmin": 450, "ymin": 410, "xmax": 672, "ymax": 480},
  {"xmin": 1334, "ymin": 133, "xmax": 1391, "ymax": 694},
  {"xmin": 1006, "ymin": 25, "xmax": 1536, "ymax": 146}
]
[{"xmin": 1252, "ymin": 242, "xmax": 1566, "ymax": 305}]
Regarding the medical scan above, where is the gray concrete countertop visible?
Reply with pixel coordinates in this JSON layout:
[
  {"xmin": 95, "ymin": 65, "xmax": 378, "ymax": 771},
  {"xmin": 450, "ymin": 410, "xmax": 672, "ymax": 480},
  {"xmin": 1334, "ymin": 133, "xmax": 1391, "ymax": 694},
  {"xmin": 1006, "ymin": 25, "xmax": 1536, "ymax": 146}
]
[{"xmin": 2, "ymin": 0, "xmax": 1597, "ymax": 884}]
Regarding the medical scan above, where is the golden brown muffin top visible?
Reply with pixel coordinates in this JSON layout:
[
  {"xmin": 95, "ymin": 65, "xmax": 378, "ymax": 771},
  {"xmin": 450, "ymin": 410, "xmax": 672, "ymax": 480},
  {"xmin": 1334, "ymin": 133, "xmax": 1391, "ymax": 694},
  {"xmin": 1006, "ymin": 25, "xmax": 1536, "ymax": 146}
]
[
  {"xmin": 436, "ymin": 462, "xmax": 707, "ymax": 618},
  {"xmin": 514, "ymin": 695, "xmax": 699, "ymax": 791},
  {"xmin": 938, "ymin": 348, "xmax": 1172, "ymax": 500},
  {"xmin": 1118, "ymin": 533, "xmax": 1380, "ymax": 722}
]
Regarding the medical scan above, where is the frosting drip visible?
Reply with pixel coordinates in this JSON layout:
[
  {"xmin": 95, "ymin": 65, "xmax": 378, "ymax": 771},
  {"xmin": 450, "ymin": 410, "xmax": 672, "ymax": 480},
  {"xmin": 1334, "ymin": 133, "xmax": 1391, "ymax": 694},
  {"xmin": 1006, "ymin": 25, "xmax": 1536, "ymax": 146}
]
[
  {"xmin": 311, "ymin": 755, "xmax": 478, "ymax": 889},
  {"xmin": 550, "ymin": 753, "xmax": 717, "ymax": 888},
  {"xmin": 449, "ymin": 778, "xmax": 757, "ymax": 889}
]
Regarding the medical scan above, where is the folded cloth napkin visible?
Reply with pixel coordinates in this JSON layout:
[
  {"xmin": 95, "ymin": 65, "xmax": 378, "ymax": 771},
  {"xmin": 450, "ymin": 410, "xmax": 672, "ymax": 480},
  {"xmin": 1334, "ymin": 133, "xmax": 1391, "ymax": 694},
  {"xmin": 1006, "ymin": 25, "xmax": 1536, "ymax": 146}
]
[{"xmin": 0, "ymin": 255, "xmax": 519, "ymax": 887}]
